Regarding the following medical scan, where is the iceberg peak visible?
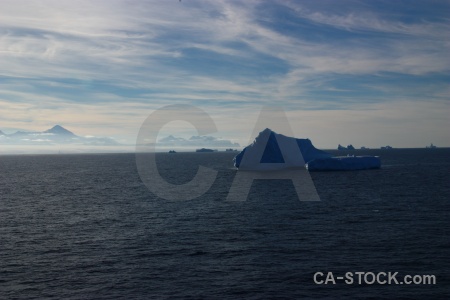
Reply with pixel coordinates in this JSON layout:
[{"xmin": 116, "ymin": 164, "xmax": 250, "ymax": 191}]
[{"xmin": 234, "ymin": 128, "xmax": 332, "ymax": 170}]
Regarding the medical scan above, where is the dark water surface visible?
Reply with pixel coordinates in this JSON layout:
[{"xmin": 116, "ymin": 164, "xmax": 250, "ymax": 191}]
[{"xmin": 1, "ymin": 149, "xmax": 449, "ymax": 299}]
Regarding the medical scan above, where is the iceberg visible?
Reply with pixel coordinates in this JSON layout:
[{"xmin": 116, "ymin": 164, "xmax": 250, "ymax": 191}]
[
  {"xmin": 306, "ymin": 155, "xmax": 381, "ymax": 171},
  {"xmin": 233, "ymin": 128, "xmax": 332, "ymax": 170},
  {"xmin": 338, "ymin": 144, "xmax": 355, "ymax": 150},
  {"xmin": 234, "ymin": 128, "xmax": 381, "ymax": 171},
  {"xmin": 196, "ymin": 148, "xmax": 216, "ymax": 152}
]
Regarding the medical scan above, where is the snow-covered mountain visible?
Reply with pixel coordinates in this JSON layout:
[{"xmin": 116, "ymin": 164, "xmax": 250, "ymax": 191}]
[
  {"xmin": 44, "ymin": 125, "xmax": 76, "ymax": 136},
  {"xmin": 0, "ymin": 125, "xmax": 119, "ymax": 146}
]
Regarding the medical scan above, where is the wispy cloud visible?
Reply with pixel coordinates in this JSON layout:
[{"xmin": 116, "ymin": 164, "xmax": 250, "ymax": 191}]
[{"xmin": 0, "ymin": 0, "xmax": 449, "ymax": 149}]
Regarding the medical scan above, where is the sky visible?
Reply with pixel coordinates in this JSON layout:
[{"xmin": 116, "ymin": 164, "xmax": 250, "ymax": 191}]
[{"xmin": 0, "ymin": 0, "xmax": 449, "ymax": 151}]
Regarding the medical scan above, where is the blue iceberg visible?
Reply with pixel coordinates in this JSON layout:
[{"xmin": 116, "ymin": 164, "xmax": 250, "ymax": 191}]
[
  {"xmin": 234, "ymin": 129, "xmax": 381, "ymax": 171},
  {"xmin": 306, "ymin": 155, "xmax": 381, "ymax": 171},
  {"xmin": 234, "ymin": 128, "xmax": 332, "ymax": 170}
]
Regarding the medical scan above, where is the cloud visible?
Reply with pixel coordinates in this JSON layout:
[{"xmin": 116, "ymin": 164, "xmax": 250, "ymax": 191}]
[
  {"xmin": 1, "ymin": 1, "xmax": 448, "ymax": 87},
  {"xmin": 0, "ymin": 0, "xmax": 448, "ymax": 148}
]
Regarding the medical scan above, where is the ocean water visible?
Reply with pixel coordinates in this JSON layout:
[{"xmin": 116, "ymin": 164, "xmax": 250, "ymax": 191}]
[{"xmin": 0, "ymin": 149, "xmax": 449, "ymax": 299}]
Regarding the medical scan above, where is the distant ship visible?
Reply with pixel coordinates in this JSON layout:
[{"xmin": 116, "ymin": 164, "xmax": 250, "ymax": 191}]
[
  {"xmin": 426, "ymin": 143, "xmax": 437, "ymax": 149},
  {"xmin": 168, "ymin": 150, "xmax": 177, "ymax": 153},
  {"xmin": 225, "ymin": 148, "xmax": 238, "ymax": 152},
  {"xmin": 381, "ymin": 145, "xmax": 393, "ymax": 150}
]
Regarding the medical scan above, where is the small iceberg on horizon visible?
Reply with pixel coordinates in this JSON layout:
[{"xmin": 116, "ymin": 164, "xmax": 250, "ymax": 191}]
[
  {"xmin": 234, "ymin": 129, "xmax": 381, "ymax": 171},
  {"xmin": 196, "ymin": 148, "xmax": 216, "ymax": 152},
  {"xmin": 338, "ymin": 144, "xmax": 355, "ymax": 150}
]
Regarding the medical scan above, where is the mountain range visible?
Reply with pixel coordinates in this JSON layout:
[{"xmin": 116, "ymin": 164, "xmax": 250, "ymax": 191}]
[
  {"xmin": 157, "ymin": 135, "xmax": 240, "ymax": 148},
  {"xmin": 0, "ymin": 125, "xmax": 119, "ymax": 146}
]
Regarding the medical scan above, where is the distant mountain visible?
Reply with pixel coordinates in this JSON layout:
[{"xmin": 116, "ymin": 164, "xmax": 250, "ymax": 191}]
[
  {"xmin": 0, "ymin": 125, "xmax": 119, "ymax": 146},
  {"xmin": 44, "ymin": 125, "xmax": 76, "ymax": 136},
  {"xmin": 156, "ymin": 134, "xmax": 239, "ymax": 148},
  {"xmin": 159, "ymin": 135, "xmax": 186, "ymax": 143}
]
